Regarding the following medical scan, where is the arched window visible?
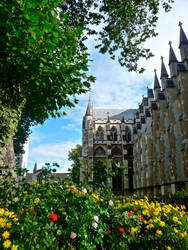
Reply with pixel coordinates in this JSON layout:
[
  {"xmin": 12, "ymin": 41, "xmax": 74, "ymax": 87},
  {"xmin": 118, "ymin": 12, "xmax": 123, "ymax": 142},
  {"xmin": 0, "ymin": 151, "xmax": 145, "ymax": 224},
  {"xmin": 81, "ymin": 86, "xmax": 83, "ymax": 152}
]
[
  {"xmin": 96, "ymin": 126, "xmax": 104, "ymax": 141},
  {"xmin": 125, "ymin": 126, "xmax": 131, "ymax": 142},
  {"xmin": 95, "ymin": 146, "xmax": 105, "ymax": 156},
  {"xmin": 111, "ymin": 126, "xmax": 117, "ymax": 141},
  {"xmin": 112, "ymin": 146, "xmax": 121, "ymax": 156}
]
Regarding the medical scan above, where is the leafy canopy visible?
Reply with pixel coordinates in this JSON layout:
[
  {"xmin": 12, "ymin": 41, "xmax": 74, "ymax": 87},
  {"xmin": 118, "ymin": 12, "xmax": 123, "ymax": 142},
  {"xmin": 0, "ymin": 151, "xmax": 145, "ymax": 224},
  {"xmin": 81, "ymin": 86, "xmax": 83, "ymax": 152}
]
[
  {"xmin": 0, "ymin": 0, "xmax": 94, "ymax": 146},
  {"xmin": 68, "ymin": 144, "xmax": 82, "ymax": 185},
  {"xmin": 61, "ymin": 0, "xmax": 174, "ymax": 73},
  {"xmin": 0, "ymin": 0, "xmax": 174, "ymax": 147}
]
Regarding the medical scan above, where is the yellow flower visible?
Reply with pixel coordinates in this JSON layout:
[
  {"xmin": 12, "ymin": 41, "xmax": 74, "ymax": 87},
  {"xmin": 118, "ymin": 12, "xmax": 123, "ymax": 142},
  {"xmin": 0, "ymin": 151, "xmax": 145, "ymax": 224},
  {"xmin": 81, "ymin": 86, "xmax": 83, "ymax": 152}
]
[
  {"xmin": 13, "ymin": 218, "xmax": 18, "ymax": 222},
  {"xmin": 173, "ymin": 217, "xmax": 178, "ymax": 223},
  {"xmin": 180, "ymin": 233, "xmax": 185, "ymax": 238},
  {"xmin": 130, "ymin": 227, "xmax": 135, "ymax": 235},
  {"xmin": 166, "ymin": 246, "xmax": 171, "ymax": 250},
  {"xmin": 23, "ymin": 191, "xmax": 28, "ymax": 194},
  {"xmin": 6, "ymin": 223, "xmax": 12, "ymax": 229},
  {"xmin": 153, "ymin": 210, "xmax": 159, "ymax": 216},
  {"xmin": 0, "ymin": 208, "xmax": 5, "ymax": 216},
  {"xmin": 146, "ymin": 224, "xmax": 154, "ymax": 229},
  {"xmin": 11, "ymin": 245, "xmax": 18, "ymax": 250},
  {"xmin": 159, "ymin": 221, "xmax": 165, "ymax": 227},
  {"xmin": 3, "ymin": 240, "xmax": 11, "ymax": 248},
  {"xmin": 156, "ymin": 230, "xmax": 163, "ymax": 236},
  {"xmin": 174, "ymin": 228, "xmax": 178, "ymax": 233},
  {"xmin": 2, "ymin": 231, "xmax": 10, "ymax": 239}
]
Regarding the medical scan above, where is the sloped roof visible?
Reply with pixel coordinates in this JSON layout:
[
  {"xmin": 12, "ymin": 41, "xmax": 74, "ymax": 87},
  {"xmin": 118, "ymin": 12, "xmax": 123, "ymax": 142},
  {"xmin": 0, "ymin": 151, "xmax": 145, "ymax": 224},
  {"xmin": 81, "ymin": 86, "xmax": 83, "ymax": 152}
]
[{"xmin": 93, "ymin": 109, "xmax": 137, "ymax": 120}]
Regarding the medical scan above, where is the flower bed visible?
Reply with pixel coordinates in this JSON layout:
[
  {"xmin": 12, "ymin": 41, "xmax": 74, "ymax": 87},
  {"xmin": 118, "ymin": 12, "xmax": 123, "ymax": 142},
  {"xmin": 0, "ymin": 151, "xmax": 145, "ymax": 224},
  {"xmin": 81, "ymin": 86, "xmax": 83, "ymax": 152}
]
[{"xmin": 0, "ymin": 180, "xmax": 187, "ymax": 249}]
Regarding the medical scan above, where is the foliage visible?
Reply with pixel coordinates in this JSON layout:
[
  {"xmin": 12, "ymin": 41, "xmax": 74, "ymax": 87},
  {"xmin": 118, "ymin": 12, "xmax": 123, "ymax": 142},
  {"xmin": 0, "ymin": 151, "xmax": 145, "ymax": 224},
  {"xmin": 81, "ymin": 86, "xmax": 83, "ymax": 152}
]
[
  {"xmin": 68, "ymin": 144, "xmax": 82, "ymax": 185},
  {"xmin": 61, "ymin": 0, "xmax": 174, "ymax": 73},
  {"xmin": 0, "ymin": 164, "xmax": 187, "ymax": 249},
  {"xmin": 0, "ymin": 0, "xmax": 95, "ymax": 146},
  {"xmin": 0, "ymin": 208, "xmax": 19, "ymax": 249},
  {"xmin": 13, "ymin": 113, "xmax": 32, "ymax": 155}
]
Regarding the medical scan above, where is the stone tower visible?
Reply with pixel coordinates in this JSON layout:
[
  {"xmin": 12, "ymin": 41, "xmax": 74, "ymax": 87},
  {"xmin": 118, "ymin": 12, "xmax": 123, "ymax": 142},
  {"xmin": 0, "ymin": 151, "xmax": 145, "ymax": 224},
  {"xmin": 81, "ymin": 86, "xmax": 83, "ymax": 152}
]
[{"xmin": 80, "ymin": 97, "xmax": 136, "ymax": 194}]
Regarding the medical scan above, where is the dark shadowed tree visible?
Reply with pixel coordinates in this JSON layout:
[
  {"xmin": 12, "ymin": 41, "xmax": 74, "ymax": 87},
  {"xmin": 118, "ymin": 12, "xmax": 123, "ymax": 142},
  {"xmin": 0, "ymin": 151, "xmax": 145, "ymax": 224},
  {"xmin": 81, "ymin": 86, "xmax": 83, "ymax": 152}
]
[{"xmin": 68, "ymin": 144, "xmax": 82, "ymax": 185}]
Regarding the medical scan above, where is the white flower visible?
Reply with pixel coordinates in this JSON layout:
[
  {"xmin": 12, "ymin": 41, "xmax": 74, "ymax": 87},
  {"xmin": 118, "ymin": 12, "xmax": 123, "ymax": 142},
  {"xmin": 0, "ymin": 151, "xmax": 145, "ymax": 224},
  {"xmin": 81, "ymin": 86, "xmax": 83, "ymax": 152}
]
[
  {"xmin": 92, "ymin": 222, "xmax": 98, "ymax": 228},
  {"xmin": 93, "ymin": 216, "xmax": 99, "ymax": 223},
  {"xmin": 81, "ymin": 188, "xmax": 87, "ymax": 195},
  {"xmin": 109, "ymin": 200, "xmax": 113, "ymax": 206}
]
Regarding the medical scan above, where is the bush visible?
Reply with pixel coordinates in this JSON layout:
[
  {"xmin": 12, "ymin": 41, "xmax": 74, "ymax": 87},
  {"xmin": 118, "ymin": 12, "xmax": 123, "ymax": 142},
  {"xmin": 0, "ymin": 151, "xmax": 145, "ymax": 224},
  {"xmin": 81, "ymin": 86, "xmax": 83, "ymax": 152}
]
[{"xmin": 0, "ymin": 166, "xmax": 188, "ymax": 249}]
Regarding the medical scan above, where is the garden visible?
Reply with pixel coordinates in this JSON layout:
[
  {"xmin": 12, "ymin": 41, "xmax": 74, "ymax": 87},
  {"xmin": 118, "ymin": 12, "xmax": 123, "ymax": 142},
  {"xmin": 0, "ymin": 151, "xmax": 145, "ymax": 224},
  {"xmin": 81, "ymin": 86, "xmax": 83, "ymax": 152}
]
[{"xmin": 0, "ymin": 165, "xmax": 187, "ymax": 250}]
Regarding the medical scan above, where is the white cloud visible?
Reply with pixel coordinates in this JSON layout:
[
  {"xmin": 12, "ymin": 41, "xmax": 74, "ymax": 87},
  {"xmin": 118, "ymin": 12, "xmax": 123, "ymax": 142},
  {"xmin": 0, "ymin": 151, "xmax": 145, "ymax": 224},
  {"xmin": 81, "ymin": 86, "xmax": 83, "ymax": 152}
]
[
  {"xmin": 83, "ymin": 0, "xmax": 188, "ymax": 110},
  {"xmin": 28, "ymin": 141, "xmax": 81, "ymax": 172}
]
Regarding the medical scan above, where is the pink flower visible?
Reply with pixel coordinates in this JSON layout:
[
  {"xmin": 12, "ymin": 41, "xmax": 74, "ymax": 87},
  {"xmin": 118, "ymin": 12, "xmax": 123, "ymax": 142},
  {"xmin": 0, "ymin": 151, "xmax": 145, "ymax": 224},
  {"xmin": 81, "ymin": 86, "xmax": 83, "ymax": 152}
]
[
  {"xmin": 107, "ymin": 229, "xmax": 111, "ymax": 234},
  {"xmin": 70, "ymin": 232, "xmax": 77, "ymax": 239},
  {"xmin": 93, "ymin": 216, "xmax": 99, "ymax": 223},
  {"xmin": 109, "ymin": 200, "xmax": 113, "ymax": 206},
  {"xmin": 81, "ymin": 188, "xmax": 87, "ymax": 195},
  {"xmin": 92, "ymin": 222, "xmax": 98, "ymax": 228}
]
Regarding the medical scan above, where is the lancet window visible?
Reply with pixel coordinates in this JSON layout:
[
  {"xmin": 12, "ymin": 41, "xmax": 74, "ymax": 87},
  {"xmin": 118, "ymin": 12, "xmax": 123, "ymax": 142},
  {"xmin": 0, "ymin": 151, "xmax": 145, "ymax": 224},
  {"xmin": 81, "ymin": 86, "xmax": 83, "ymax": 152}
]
[
  {"xmin": 125, "ymin": 126, "xmax": 132, "ymax": 142},
  {"xmin": 111, "ymin": 126, "xmax": 117, "ymax": 141},
  {"xmin": 96, "ymin": 126, "xmax": 104, "ymax": 141}
]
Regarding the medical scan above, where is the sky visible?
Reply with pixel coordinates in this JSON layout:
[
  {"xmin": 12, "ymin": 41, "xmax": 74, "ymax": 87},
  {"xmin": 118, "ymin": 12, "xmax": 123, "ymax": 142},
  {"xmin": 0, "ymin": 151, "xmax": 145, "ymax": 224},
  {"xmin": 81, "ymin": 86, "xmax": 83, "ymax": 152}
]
[{"xmin": 27, "ymin": 0, "xmax": 188, "ymax": 173}]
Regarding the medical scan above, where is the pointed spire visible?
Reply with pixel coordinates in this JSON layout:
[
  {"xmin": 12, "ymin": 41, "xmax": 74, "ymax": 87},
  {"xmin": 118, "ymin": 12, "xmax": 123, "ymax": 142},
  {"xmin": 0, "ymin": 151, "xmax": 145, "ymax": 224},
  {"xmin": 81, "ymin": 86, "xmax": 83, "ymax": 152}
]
[
  {"xmin": 179, "ymin": 22, "xmax": 188, "ymax": 47},
  {"xmin": 107, "ymin": 112, "xmax": 110, "ymax": 123},
  {"xmin": 121, "ymin": 113, "xmax": 125, "ymax": 123},
  {"xmin": 169, "ymin": 41, "xmax": 178, "ymax": 64},
  {"xmin": 160, "ymin": 56, "xmax": 168, "ymax": 79},
  {"xmin": 33, "ymin": 162, "xmax": 37, "ymax": 173},
  {"xmin": 154, "ymin": 69, "xmax": 160, "ymax": 89},
  {"xmin": 85, "ymin": 96, "xmax": 93, "ymax": 116}
]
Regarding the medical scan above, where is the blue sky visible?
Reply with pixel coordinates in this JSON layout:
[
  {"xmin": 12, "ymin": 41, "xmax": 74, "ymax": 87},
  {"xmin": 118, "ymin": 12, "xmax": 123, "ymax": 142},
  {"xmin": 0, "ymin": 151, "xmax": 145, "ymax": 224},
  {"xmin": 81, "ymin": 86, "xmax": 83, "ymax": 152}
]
[{"xmin": 27, "ymin": 0, "xmax": 188, "ymax": 173}]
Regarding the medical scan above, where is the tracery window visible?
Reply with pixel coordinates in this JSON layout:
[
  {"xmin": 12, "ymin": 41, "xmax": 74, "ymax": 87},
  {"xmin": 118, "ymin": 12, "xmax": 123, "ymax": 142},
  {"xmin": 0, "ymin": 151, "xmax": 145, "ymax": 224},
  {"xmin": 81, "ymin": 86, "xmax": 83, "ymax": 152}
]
[
  {"xmin": 96, "ymin": 126, "xmax": 104, "ymax": 141},
  {"xmin": 112, "ymin": 146, "xmax": 121, "ymax": 156},
  {"xmin": 95, "ymin": 146, "xmax": 105, "ymax": 156},
  {"xmin": 111, "ymin": 126, "xmax": 117, "ymax": 141},
  {"xmin": 125, "ymin": 126, "xmax": 131, "ymax": 142}
]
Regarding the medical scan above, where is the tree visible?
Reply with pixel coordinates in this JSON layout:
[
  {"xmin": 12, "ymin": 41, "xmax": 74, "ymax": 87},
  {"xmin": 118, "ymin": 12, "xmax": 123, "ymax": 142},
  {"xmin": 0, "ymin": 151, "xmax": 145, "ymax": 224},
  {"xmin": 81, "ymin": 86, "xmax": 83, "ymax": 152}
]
[
  {"xmin": 68, "ymin": 144, "xmax": 82, "ymax": 185},
  {"xmin": 61, "ymin": 0, "xmax": 174, "ymax": 72},
  {"xmin": 0, "ymin": 0, "xmax": 95, "ymax": 148},
  {"xmin": 0, "ymin": 0, "xmax": 174, "ymax": 151}
]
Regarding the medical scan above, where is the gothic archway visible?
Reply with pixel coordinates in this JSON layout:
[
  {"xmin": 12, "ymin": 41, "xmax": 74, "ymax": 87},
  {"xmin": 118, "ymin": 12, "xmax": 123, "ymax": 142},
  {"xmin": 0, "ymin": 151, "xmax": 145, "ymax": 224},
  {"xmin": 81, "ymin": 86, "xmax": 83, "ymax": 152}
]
[{"xmin": 94, "ymin": 146, "xmax": 105, "ymax": 156}]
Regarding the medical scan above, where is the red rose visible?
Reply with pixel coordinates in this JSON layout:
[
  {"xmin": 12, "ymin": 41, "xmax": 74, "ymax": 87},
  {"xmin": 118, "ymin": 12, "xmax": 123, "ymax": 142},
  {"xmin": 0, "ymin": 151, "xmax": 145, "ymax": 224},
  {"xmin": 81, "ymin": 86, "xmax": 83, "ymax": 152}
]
[
  {"xmin": 118, "ymin": 227, "xmax": 125, "ymax": 232},
  {"xmin": 132, "ymin": 208, "xmax": 136, "ymax": 212},
  {"xmin": 49, "ymin": 213, "xmax": 58, "ymax": 221},
  {"xmin": 140, "ymin": 216, "xmax": 144, "ymax": 220},
  {"xmin": 107, "ymin": 229, "xmax": 111, "ymax": 234},
  {"xmin": 128, "ymin": 212, "xmax": 133, "ymax": 217}
]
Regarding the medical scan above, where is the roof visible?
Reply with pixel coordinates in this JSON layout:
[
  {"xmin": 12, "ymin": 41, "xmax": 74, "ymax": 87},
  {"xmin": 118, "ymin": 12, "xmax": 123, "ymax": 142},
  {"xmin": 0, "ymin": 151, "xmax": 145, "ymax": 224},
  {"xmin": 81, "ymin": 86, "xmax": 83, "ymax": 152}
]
[{"xmin": 93, "ymin": 109, "xmax": 137, "ymax": 120}]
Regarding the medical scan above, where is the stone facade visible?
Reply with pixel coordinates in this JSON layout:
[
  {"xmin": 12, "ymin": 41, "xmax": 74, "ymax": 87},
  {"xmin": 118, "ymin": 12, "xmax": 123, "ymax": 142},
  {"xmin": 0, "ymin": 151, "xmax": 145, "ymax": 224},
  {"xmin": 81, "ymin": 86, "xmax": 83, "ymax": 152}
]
[
  {"xmin": 80, "ymin": 96, "xmax": 136, "ymax": 194},
  {"xmin": 133, "ymin": 23, "xmax": 188, "ymax": 195},
  {"xmin": 81, "ymin": 23, "xmax": 188, "ymax": 195}
]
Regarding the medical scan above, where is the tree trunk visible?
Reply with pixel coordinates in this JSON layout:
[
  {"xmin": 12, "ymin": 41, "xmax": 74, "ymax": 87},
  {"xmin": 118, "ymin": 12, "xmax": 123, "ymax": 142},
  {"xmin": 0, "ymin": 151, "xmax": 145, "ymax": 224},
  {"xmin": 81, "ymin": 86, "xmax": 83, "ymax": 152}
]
[{"xmin": 0, "ymin": 137, "xmax": 17, "ymax": 180}]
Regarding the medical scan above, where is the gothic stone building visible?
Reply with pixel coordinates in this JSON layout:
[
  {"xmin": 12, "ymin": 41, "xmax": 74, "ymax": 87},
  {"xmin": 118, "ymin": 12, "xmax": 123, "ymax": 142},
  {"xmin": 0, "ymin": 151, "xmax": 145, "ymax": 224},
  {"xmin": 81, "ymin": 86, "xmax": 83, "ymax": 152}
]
[
  {"xmin": 133, "ymin": 22, "xmax": 188, "ymax": 195},
  {"xmin": 80, "ymin": 97, "xmax": 136, "ymax": 194},
  {"xmin": 81, "ymin": 23, "xmax": 188, "ymax": 195}
]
